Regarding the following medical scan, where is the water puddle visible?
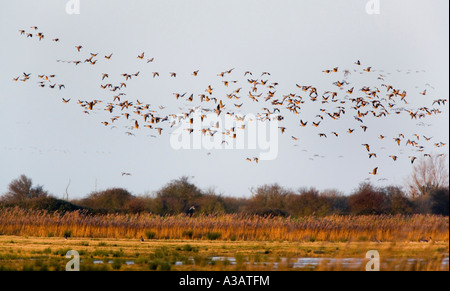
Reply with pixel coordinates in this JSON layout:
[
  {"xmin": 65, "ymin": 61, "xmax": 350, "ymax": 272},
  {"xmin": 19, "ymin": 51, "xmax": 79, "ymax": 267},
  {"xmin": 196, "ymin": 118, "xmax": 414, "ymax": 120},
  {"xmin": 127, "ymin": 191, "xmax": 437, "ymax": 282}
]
[
  {"xmin": 24, "ymin": 255, "xmax": 450, "ymax": 270},
  {"xmin": 194, "ymin": 256, "xmax": 449, "ymax": 270}
]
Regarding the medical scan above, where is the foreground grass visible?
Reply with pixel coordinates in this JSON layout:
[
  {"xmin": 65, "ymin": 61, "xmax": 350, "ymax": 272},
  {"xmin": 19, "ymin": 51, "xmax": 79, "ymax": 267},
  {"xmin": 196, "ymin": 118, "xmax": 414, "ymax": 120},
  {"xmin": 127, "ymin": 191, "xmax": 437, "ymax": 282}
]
[{"xmin": 0, "ymin": 235, "xmax": 448, "ymax": 271}]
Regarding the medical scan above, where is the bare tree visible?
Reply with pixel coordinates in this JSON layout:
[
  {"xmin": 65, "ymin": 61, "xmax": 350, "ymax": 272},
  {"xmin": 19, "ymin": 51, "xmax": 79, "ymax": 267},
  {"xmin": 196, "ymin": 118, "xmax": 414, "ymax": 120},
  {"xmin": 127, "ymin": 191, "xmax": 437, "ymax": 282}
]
[
  {"xmin": 65, "ymin": 179, "xmax": 71, "ymax": 201},
  {"xmin": 2, "ymin": 175, "xmax": 48, "ymax": 202},
  {"xmin": 406, "ymin": 154, "xmax": 449, "ymax": 198}
]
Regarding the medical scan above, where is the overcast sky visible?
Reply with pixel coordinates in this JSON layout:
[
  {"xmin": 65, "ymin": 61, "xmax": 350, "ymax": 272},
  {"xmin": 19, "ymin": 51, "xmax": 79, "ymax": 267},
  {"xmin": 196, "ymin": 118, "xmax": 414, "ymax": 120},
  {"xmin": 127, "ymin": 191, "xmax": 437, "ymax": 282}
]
[{"xmin": 0, "ymin": 0, "xmax": 448, "ymax": 199}]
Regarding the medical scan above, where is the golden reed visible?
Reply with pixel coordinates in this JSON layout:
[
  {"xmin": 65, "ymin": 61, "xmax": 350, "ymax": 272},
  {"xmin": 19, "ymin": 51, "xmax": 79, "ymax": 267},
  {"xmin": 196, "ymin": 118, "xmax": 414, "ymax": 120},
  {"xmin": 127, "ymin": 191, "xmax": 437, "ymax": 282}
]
[{"xmin": 0, "ymin": 207, "xmax": 448, "ymax": 242}]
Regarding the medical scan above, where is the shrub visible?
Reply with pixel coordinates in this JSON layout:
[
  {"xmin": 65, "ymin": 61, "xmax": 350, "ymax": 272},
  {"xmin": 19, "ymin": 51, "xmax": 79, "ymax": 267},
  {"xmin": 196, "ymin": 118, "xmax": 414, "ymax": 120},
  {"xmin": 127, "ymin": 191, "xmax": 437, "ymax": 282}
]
[
  {"xmin": 430, "ymin": 188, "xmax": 449, "ymax": 216},
  {"xmin": 384, "ymin": 187, "xmax": 413, "ymax": 214},
  {"xmin": 155, "ymin": 177, "xmax": 203, "ymax": 215},
  {"xmin": 348, "ymin": 183, "xmax": 388, "ymax": 215},
  {"xmin": 75, "ymin": 188, "xmax": 134, "ymax": 213},
  {"xmin": 145, "ymin": 231, "xmax": 157, "ymax": 240},
  {"xmin": 248, "ymin": 184, "xmax": 290, "ymax": 212},
  {"xmin": 149, "ymin": 260, "xmax": 171, "ymax": 271},
  {"xmin": 112, "ymin": 259, "xmax": 123, "ymax": 270},
  {"xmin": 182, "ymin": 230, "xmax": 194, "ymax": 239},
  {"xmin": 183, "ymin": 244, "xmax": 194, "ymax": 252},
  {"xmin": 286, "ymin": 188, "xmax": 332, "ymax": 217},
  {"xmin": 253, "ymin": 208, "xmax": 289, "ymax": 218},
  {"xmin": 206, "ymin": 232, "xmax": 222, "ymax": 241}
]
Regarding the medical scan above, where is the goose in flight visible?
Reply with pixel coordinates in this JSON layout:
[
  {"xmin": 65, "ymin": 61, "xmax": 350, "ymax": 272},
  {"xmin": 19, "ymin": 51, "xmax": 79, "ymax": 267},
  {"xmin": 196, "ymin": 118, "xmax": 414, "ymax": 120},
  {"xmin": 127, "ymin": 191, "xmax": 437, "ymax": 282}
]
[
  {"xmin": 433, "ymin": 99, "xmax": 447, "ymax": 105},
  {"xmin": 370, "ymin": 167, "xmax": 378, "ymax": 175},
  {"xmin": 12, "ymin": 50, "xmax": 444, "ymax": 179},
  {"xmin": 362, "ymin": 144, "xmax": 371, "ymax": 152}
]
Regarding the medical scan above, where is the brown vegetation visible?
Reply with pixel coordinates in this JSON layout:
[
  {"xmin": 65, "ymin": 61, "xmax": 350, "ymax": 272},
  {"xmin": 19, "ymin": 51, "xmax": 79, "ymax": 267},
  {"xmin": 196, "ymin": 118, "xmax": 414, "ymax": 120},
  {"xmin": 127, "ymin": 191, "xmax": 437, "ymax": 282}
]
[{"xmin": 0, "ymin": 208, "xmax": 447, "ymax": 242}]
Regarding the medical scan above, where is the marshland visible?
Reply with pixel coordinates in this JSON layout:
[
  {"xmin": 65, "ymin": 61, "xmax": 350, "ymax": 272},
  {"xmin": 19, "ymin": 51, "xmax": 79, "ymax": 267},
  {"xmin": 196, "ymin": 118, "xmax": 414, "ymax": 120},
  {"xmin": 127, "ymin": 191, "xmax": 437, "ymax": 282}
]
[{"xmin": 0, "ymin": 174, "xmax": 448, "ymax": 271}]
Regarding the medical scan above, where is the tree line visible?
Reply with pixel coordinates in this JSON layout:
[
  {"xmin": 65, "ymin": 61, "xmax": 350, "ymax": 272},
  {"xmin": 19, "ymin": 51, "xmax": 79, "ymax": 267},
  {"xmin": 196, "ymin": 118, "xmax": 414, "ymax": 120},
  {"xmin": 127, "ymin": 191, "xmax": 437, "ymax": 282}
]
[{"xmin": 1, "ymin": 174, "xmax": 448, "ymax": 217}]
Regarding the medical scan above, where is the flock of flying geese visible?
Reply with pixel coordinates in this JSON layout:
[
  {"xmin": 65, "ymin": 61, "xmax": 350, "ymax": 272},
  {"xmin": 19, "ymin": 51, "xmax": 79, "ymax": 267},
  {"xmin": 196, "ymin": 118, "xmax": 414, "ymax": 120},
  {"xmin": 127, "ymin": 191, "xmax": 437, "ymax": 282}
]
[{"xmin": 12, "ymin": 26, "xmax": 448, "ymax": 179}]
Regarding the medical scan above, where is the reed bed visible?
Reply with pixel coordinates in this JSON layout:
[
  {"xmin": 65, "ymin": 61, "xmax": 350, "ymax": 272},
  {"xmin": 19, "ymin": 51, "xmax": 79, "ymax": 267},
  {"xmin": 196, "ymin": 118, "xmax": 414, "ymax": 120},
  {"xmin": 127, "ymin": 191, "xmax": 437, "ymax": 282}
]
[{"xmin": 0, "ymin": 208, "xmax": 448, "ymax": 242}]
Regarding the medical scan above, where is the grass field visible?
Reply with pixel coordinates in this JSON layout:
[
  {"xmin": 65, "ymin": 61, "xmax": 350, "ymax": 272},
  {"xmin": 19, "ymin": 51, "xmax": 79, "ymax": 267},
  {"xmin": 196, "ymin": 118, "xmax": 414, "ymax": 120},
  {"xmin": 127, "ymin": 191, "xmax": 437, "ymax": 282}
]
[
  {"xmin": 0, "ymin": 209, "xmax": 448, "ymax": 271},
  {"xmin": 0, "ymin": 235, "xmax": 448, "ymax": 271}
]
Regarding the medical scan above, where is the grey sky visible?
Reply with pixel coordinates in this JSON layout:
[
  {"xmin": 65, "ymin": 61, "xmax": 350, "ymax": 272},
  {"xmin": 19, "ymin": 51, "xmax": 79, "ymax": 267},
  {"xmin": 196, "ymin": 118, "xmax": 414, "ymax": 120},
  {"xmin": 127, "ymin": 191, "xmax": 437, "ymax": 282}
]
[{"xmin": 0, "ymin": 0, "xmax": 448, "ymax": 199}]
